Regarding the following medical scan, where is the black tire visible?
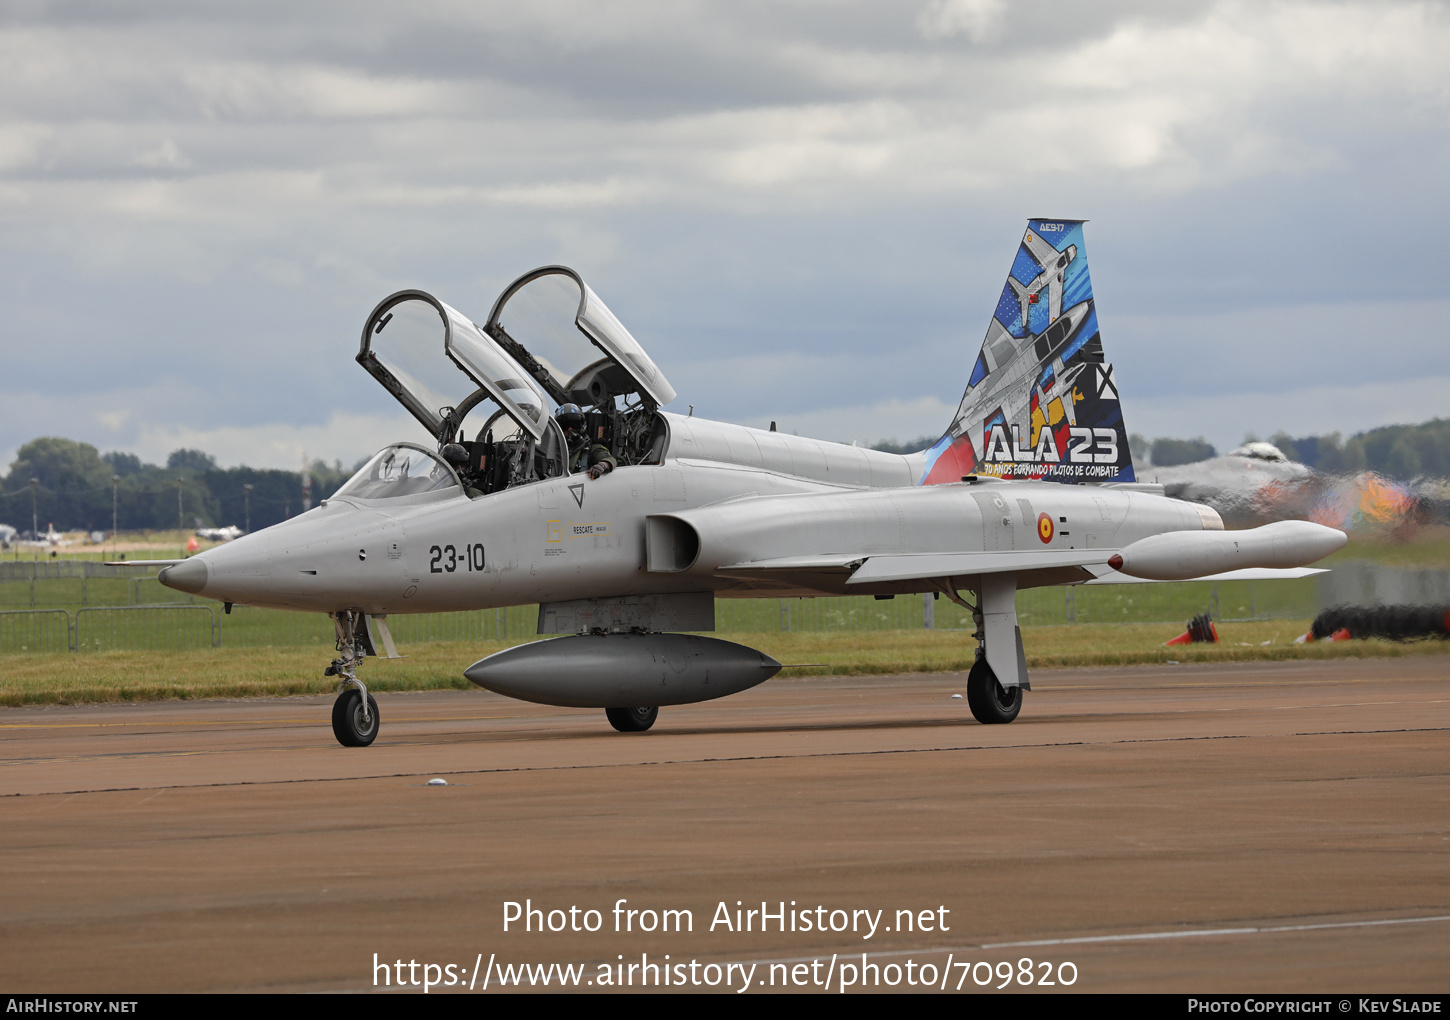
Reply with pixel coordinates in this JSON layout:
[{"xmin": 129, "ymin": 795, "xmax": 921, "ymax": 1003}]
[
  {"xmin": 332, "ymin": 688, "xmax": 380, "ymax": 747},
  {"xmin": 966, "ymin": 658, "xmax": 1022, "ymax": 725},
  {"xmin": 605, "ymin": 706, "xmax": 658, "ymax": 732}
]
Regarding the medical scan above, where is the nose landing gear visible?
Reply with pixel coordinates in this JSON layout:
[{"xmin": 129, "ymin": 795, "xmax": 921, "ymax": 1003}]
[{"xmin": 328, "ymin": 610, "xmax": 379, "ymax": 747}]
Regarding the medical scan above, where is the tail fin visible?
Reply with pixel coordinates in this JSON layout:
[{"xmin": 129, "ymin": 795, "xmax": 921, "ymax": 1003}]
[{"xmin": 919, "ymin": 219, "xmax": 1134, "ymax": 485}]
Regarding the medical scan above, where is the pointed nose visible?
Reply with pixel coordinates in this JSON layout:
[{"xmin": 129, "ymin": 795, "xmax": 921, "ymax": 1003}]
[{"xmin": 158, "ymin": 558, "xmax": 209, "ymax": 595}]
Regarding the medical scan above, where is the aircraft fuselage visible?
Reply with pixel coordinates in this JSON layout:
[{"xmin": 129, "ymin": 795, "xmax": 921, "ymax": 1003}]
[{"xmin": 166, "ymin": 413, "xmax": 1214, "ymax": 617}]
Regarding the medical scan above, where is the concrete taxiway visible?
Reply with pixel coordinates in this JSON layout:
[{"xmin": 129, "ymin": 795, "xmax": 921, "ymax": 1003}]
[{"xmin": 1, "ymin": 654, "xmax": 1447, "ymax": 993}]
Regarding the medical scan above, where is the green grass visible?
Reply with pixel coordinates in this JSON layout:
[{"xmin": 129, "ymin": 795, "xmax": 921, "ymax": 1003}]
[
  {"xmin": 1, "ymin": 622, "xmax": 1444, "ymax": 707},
  {"xmin": 1324, "ymin": 525, "xmax": 1450, "ymax": 570}
]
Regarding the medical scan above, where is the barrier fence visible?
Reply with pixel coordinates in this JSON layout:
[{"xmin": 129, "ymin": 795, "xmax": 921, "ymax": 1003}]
[{"xmin": 1, "ymin": 562, "xmax": 1439, "ymax": 656}]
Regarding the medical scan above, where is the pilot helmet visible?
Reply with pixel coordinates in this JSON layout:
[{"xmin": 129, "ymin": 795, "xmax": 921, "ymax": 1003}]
[{"xmin": 555, "ymin": 403, "xmax": 585, "ymax": 432}]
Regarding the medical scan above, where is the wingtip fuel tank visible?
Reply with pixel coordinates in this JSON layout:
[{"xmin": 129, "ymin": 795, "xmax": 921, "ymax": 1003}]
[
  {"xmin": 463, "ymin": 633, "xmax": 782, "ymax": 708},
  {"xmin": 1107, "ymin": 520, "xmax": 1347, "ymax": 581}
]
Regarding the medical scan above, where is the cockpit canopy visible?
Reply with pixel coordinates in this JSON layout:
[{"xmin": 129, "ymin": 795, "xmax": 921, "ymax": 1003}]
[
  {"xmin": 355, "ymin": 268, "xmax": 672, "ymax": 499},
  {"xmin": 358, "ymin": 291, "xmax": 550, "ymax": 443},
  {"xmin": 484, "ymin": 267, "xmax": 675, "ymax": 410},
  {"xmin": 357, "ymin": 268, "xmax": 673, "ymax": 448},
  {"xmin": 333, "ymin": 443, "xmax": 461, "ymax": 501}
]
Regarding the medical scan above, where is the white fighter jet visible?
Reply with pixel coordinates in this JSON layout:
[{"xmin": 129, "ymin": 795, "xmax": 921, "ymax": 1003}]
[{"xmin": 152, "ymin": 221, "xmax": 1345, "ymax": 746}]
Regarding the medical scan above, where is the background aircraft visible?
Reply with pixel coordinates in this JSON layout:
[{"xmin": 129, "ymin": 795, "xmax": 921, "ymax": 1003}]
[
  {"xmin": 20, "ymin": 524, "xmax": 70, "ymax": 547},
  {"xmin": 153, "ymin": 221, "xmax": 1345, "ymax": 746},
  {"xmin": 1147, "ymin": 442, "xmax": 1317, "ymax": 529}
]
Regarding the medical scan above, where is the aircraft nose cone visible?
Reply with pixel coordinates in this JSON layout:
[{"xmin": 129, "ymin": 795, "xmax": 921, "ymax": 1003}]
[{"xmin": 158, "ymin": 558, "xmax": 208, "ymax": 595}]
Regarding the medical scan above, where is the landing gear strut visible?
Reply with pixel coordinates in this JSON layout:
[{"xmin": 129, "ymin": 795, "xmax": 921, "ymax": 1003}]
[
  {"xmin": 934, "ymin": 579, "xmax": 1027, "ymax": 725},
  {"xmin": 964, "ymin": 590, "xmax": 1025, "ymax": 724},
  {"xmin": 327, "ymin": 610, "xmax": 379, "ymax": 746},
  {"xmin": 606, "ymin": 706, "xmax": 658, "ymax": 732}
]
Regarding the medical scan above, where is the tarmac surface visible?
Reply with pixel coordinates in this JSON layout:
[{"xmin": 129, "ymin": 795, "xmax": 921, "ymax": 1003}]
[{"xmin": 1, "ymin": 654, "xmax": 1448, "ymax": 994}]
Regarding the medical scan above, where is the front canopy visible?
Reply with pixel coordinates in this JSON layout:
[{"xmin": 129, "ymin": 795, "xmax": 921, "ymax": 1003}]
[
  {"xmin": 334, "ymin": 443, "xmax": 461, "ymax": 500},
  {"xmin": 358, "ymin": 290, "xmax": 550, "ymax": 443}
]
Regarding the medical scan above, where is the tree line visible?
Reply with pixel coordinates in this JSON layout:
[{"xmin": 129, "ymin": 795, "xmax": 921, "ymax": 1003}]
[
  {"xmin": 5, "ymin": 418, "xmax": 1447, "ymax": 532},
  {"xmin": 0, "ymin": 437, "xmax": 355, "ymax": 534},
  {"xmin": 1125, "ymin": 419, "xmax": 1450, "ymax": 474}
]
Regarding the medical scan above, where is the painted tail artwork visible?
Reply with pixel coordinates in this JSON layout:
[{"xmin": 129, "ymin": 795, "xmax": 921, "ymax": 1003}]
[{"xmin": 919, "ymin": 219, "xmax": 1135, "ymax": 486}]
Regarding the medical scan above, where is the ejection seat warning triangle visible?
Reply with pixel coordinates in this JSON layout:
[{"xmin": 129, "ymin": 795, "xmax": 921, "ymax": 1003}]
[{"xmin": 569, "ymin": 483, "xmax": 585, "ymax": 508}]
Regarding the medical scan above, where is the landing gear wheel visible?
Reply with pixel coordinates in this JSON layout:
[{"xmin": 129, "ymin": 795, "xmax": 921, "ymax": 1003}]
[
  {"xmin": 332, "ymin": 688, "xmax": 380, "ymax": 746},
  {"xmin": 606, "ymin": 706, "xmax": 658, "ymax": 732},
  {"xmin": 966, "ymin": 658, "xmax": 1022, "ymax": 725}
]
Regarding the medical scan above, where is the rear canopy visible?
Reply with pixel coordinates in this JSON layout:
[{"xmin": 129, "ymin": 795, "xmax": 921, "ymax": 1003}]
[{"xmin": 484, "ymin": 266, "xmax": 675, "ymax": 411}]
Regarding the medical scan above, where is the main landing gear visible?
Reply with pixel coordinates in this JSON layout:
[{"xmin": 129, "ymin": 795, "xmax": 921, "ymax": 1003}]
[
  {"xmin": 935, "ymin": 580, "xmax": 1027, "ymax": 725},
  {"xmin": 327, "ymin": 610, "xmax": 379, "ymax": 747},
  {"xmin": 966, "ymin": 657, "xmax": 1022, "ymax": 725},
  {"xmin": 605, "ymin": 706, "xmax": 658, "ymax": 732}
]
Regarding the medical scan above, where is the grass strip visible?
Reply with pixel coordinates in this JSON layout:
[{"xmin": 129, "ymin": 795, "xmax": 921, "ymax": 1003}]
[{"xmin": 1, "ymin": 620, "xmax": 1446, "ymax": 707}]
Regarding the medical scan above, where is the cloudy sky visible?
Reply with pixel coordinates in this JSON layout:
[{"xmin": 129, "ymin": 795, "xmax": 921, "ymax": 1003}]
[{"xmin": 2, "ymin": 0, "xmax": 1447, "ymax": 474}]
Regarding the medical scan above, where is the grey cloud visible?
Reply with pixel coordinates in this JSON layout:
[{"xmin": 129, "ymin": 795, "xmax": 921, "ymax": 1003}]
[{"xmin": 1, "ymin": 1, "xmax": 1447, "ymax": 468}]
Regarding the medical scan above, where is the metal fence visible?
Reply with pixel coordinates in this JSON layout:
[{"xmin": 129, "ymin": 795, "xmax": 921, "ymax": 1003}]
[
  {"xmin": 0, "ymin": 609, "xmax": 72, "ymax": 654},
  {"xmin": 1, "ymin": 563, "xmax": 1440, "ymax": 656},
  {"xmin": 76, "ymin": 606, "xmax": 218, "ymax": 652},
  {"xmin": 0, "ymin": 561, "xmax": 171, "ymax": 611}
]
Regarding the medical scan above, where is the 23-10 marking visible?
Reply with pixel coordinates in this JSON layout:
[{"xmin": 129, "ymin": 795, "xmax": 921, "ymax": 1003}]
[{"xmin": 429, "ymin": 543, "xmax": 485, "ymax": 574}]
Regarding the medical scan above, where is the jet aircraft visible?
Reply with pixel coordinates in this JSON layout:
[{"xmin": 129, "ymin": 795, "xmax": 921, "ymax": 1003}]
[
  {"xmin": 23, "ymin": 524, "xmax": 70, "ymax": 547},
  {"xmin": 1147, "ymin": 442, "xmax": 1319, "ymax": 529},
  {"xmin": 152, "ymin": 220, "xmax": 1346, "ymax": 746}
]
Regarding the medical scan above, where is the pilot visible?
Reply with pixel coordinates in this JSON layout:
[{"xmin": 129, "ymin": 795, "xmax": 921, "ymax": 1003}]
[
  {"xmin": 555, "ymin": 403, "xmax": 616, "ymax": 480},
  {"xmin": 441, "ymin": 443, "xmax": 485, "ymax": 499}
]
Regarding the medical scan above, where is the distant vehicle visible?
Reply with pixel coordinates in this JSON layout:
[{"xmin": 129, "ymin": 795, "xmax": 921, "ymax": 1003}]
[
  {"xmin": 152, "ymin": 219, "xmax": 1345, "ymax": 747},
  {"xmin": 195, "ymin": 526, "xmax": 245, "ymax": 542},
  {"xmin": 0, "ymin": 523, "xmax": 16, "ymax": 548}
]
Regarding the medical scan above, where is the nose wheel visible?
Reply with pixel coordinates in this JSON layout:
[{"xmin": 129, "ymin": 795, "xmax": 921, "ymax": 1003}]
[
  {"xmin": 606, "ymin": 706, "xmax": 658, "ymax": 732},
  {"xmin": 333, "ymin": 687, "xmax": 380, "ymax": 746}
]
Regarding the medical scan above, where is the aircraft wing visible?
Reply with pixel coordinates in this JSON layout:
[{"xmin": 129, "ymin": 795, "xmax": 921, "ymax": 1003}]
[
  {"xmin": 712, "ymin": 549, "xmax": 1108, "ymax": 596},
  {"xmin": 1021, "ymin": 228, "xmax": 1066, "ymax": 273},
  {"xmin": 717, "ymin": 554, "xmax": 865, "ymax": 573},
  {"xmin": 845, "ymin": 550, "xmax": 1110, "ymax": 584}
]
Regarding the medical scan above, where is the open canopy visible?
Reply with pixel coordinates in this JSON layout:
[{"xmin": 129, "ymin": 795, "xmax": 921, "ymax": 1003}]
[
  {"xmin": 484, "ymin": 266, "xmax": 675, "ymax": 411},
  {"xmin": 357, "ymin": 290, "xmax": 550, "ymax": 442}
]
